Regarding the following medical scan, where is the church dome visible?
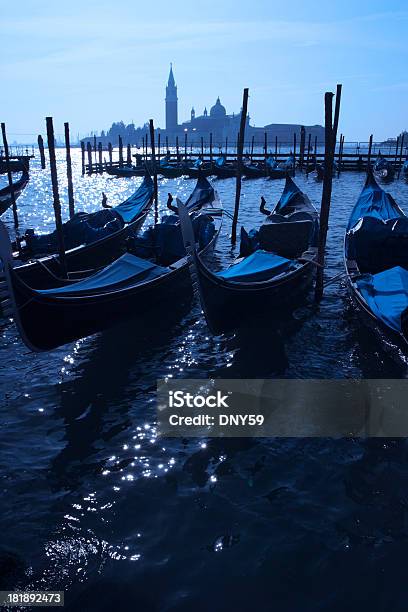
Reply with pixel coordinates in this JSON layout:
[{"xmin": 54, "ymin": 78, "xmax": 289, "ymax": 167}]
[{"xmin": 210, "ymin": 97, "xmax": 226, "ymax": 118}]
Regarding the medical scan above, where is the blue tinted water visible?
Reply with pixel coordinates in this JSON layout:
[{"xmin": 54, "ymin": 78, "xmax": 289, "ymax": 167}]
[{"xmin": 1, "ymin": 151, "xmax": 408, "ymax": 611}]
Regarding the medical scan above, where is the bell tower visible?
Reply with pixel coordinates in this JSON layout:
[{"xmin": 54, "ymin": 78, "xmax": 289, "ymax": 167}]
[{"xmin": 165, "ymin": 64, "xmax": 178, "ymax": 131}]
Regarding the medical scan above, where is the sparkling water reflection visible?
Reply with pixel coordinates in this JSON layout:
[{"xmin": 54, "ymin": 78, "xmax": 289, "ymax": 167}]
[{"xmin": 1, "ymin": 151, "xmax": 408, "ymax": 610}]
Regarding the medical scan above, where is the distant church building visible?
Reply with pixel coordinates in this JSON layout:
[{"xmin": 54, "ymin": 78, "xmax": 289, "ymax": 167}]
[
  {"xmin": 164, "ymin": 65, "xmax": 249, "ymax": 145},
  {"xmin": 165, "ymin": 64, "xmax": 178, "ymax": 132},
  {"xmin": 163, "ymin": 65, "xmax": 324, "ymax": 148}
]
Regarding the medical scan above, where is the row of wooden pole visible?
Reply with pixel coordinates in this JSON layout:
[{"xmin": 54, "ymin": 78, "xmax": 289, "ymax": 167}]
[{"xmin": 3, "ymin": 83, "xmax": 402, "ymax": 307}]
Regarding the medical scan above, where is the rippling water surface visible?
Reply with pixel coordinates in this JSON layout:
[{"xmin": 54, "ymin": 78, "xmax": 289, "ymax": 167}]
[{"xmin": 1, "ymin": 151, "xmax": 408, "ymax": 611}]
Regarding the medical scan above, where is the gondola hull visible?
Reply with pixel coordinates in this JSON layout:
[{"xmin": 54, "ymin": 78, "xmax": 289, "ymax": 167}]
[
  {"xmin": 213, "ymin": 165, "xmax": 236, "ymax": 179},
  {"xmin": 267, "ymin": 167, "xmax": 287, "ymax": 180},
  {"xmin": 8, "ymin": 257, "xmax": 193, "ymax": 350},
  {"xmin": 191, "ymin": 253, "xmax": 316, "ymax": 333},
  {"xmin": 158, "ymin": 165, "xmax": 185, "ymax": 178},
  {"xmin": 243, "ymin": 165, "xmax": 266, "ymax": 179},
  {"xmin": 0, "ymin": 171, "xmax": 29, "ymax": 215},
  {"xmin": 186, "ymin": 165, "xmax": 214, "ymax": 179},
  {"xmin": 105, "ymin": 166, "xmax": 146, "ymax": 177}
]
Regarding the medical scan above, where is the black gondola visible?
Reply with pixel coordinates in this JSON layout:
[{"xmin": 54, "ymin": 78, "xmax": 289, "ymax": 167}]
[
  {"xmin": 266, "ymin": 157, "xmax": 287, "ymax": 179},
  {"xmin": 0, "ymin": 170, "xmax": 29, "ymax": 215},
  {"xmin": 243, "ymin": 158, "xmax": 266, "ymax": 179},
  {"xmin": 313, "ymin": 160, "xmax": 338, "ymax": 182},
  {"xmin": 373, "ymin": 152, "xmax": 395, "ymax": 183},
  {"xmin": 344, "ymin": 172, "xmax": 408, "ymax": 354},
  {"xmin": 0, "ymin": 159, "xmax": 29, "ymax": 174},
  {"xmin": 105, "ymin": 165, "xmax": 146, "ymax": 177},
  {"xmin": 185, "ymin": 158, "xmax": 213, "ymax": 179},
  {"xmin": 0, "ymin": 178, "xmax": 223, "ymax": 351},
  {"xmin": 11, "ymin": 174, "xmax": 155, "ymax": 288},
  {"xmin": 158, "ymin": 156, "xmax": 187, "ymax": 178},
  {"xmin": 213, "ymin": 155, "xmax": 236, "ymax": 179},
  {"xmin": 403, "ymin": 158, "xmax": 408, "ymax": 180},
  {"xmin": 178, "ymin": 176, "xmax": 319, "ymax": 334}
]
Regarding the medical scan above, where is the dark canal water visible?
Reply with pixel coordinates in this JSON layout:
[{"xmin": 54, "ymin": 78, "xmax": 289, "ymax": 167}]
[{"xmin": 1, "ymin": 151, "xmax": 408, "ymax": 611}]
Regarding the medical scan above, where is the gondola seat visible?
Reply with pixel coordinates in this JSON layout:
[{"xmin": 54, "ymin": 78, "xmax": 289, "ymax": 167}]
[
  {"xmin": 131, "ymin": 214, "xmax": 216, "ymax": 266},
  {"xmin": 356, "ymin": 266, "xmax": 408, "ymax": 332},
  {"xmin": 259, "ymin": 216, "xmax": 315, "ymax": 258},
  {"xmin": 217, "ymin": 250, "xmax": 294, "ymax": 282},
  {"xmin": 24, "ymin": 209, "xmax": 125, "ymax": 255},
  {"xmin": 38, "ymin": 253, "xmax": 170, "ymax": 296}
]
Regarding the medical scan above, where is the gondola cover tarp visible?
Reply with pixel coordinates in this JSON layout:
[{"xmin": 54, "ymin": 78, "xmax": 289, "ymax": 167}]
[
  {"xmin": 217, "ymin": 250, "xmax": 293, "ymax": 282},
  {"xmin": 357, "ymin": 266, "xmax": 408, "ymax": 332}
]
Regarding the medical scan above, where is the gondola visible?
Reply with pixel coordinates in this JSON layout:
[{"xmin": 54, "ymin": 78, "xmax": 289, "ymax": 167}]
[
  {"xmin": 266, "ymin": 156, "xmax": 287, "ymax": 179},
  {"xmin": 279, "ymin": 154, "xmax": 296, "ymax": 172},
  {"xmin": 243, "ymin": 158, "xmax": 266, "ymax": 179},
  {"xmin": 158, "ymin": 156, "xmax": 186, "ymax": 178},
  {"xmin": 373, "ymin": 152, "xmax": 395, "ymax": 183},
  {"xmin": 344, "ymin": 171, "xmax": 408, "ymax": 354},
  {"xmin": 0, "ymin": 177, "xmax": 223, "ymax": 351},
  {"xmin": 11, "ymin": 174, "xmax": 155, "ymax": 288},
  {"xmin": 313, "ymin": 160, "xmax": 338, "ymax": 182},
  {"xmin": 105, "ymin": 165, "xmax": 146, "ymax": 177},
  {"xmin": 0, "ymin": 159, "xmax": 28, "ymax": 174},
  {"xmin": 186, "ymin": 158, "xmax": 213, "ymax": 179},
  {"xmin": 403, "ymin": 158, "xmax": 408, "ymax": 180},
  {"xmin": 0, "ymin": 170, "xmax": 30, "ymax": 215},
  {"xmin": 212, "ymin": 155, "xmax": 236, "ymax": 179},
  {"xmin": 178, "ymin": 176, "xmax": 319, "ymax": 334}
]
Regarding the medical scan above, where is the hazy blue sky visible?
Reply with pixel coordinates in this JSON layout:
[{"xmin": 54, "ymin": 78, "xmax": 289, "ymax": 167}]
[{"xmin": 2, "ymin": 0, "xmax": 407, "ymax": 142}]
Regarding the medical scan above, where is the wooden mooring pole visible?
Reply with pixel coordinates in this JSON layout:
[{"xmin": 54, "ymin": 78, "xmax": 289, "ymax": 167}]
[
  {"xmin": 367, "ymin": 134, "xmax": 373, "ymax": 172},
  {"xmin": 127, "ymin": 143, "xmax": 131, "ymax": 166},
  {"xmin": 264, "ymin": 132, "xmax": 267, "ymax": 161},
  {"xmin": 81, "ymin": 141, "xmax": 85, "ymax": 175},
  {"xmin": 231, "ymin": 88, "xmax": 249, "ymax": 245},
  {"xmin": 176, "ymin": 136, "xmax": 179, "ymax": 161},
  {"xmin": 118, "ymin": 136, "xmax": 124, "ymax": 167},
  {"xmin": 209, "ymin": 133, "xmax": 213, "ymax": 163},
  {"xmin": 300, "ymin": 126, "xmax": 306, "ymax": 170},
  {"xmin": 394, "ymin": 136, "xmax": 400, "ymax": 170},
  {"xmin": 79, "ymin": 141, "xmax": 84, "ymax": 175},
  {"xmin": 86, "ymin": 142, "xmax": 92, "ymax": 174},
  {"xmin": 1, "ymin": 123, "xmax": 19, "ymax": 230},
  {"xmin": 398, "ymin": 134, "xmax": 405, "ymax": 178},
  {"xmin": 46, "ymin": 117, "xmax": 67, "ymax": 278},
  {"xmin": 314, "ymin": 85, "xmax": 342, "ymax": 302},
  {"xmin": 98, "ymin": 142, "xmax": 103, "ymax": 171},
  {"xmin": 64, "ymin": 122, "xmax": 75, "ymax": 219},
  {"xmin": 149, "ymin": 119, "xmax": 158, "ymax": 225},
  {"xmin": 108, "ymin": 142, "xmax": 113, "ymax": 166},
  {"xmin": 37, "ymin": 135, "xmax": 46, "ymax": 169},
  {"xmin": 337, "ymin": 134, "xmax": 345, "ymax": 177},
  {"xmin": 306, "ymin": 133, "xmax": 311, "ymax": 176}
]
